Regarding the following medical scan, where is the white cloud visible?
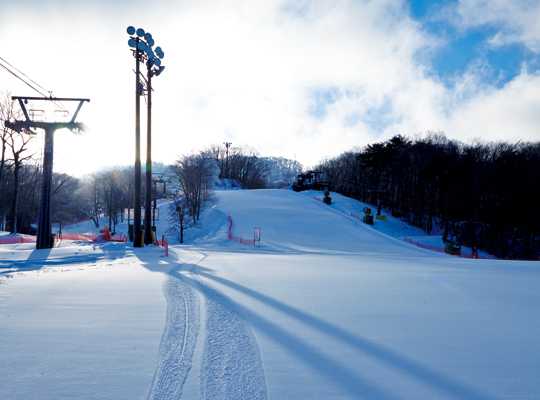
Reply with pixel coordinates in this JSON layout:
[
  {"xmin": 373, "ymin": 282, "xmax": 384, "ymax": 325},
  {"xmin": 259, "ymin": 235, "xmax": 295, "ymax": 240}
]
[
  {"xmin": 444, "ymin": 71, "xmax": 540, "ymax": 143},
  {"xmin": 0, "ymin": 0, "xmax": 539, "ymax": 175},
  {"xmin": 145, "ymin": 0, "xmax": 440, "ymax": 165},
  {"xmin": 453, "ymin": 0, "xmax": 540, "ymax": 51}
]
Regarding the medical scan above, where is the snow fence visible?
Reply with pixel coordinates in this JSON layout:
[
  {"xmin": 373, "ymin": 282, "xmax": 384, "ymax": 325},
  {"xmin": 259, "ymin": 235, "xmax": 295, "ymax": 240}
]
[
  {"xmin": 227, "ymin": 215, "xmax": 258, "ymax": 245},
  {"xmin": 404, "ymin": 236, "xmax": 494, "ymax": 259},
  {"xmin": 0, "ymin": 233, "xmax": 127, "ymax": 244},
  {"xmin": 60, "ymin": 233, "xmax": 127, "ymax": 242},
  {"xmin": 0, "ymin": 234, "xmax": 38, "ymax": 245},
  {"xmin": 349, "ymin": 210, "xmax": 495, "ymax": 260}
]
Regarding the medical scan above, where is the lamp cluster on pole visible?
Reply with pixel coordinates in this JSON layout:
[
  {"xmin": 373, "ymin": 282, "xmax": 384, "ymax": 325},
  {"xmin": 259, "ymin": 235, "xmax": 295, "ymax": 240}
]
[{"xmin": 126, "ymin": 26, "xmax": 165, "ymax": 247}]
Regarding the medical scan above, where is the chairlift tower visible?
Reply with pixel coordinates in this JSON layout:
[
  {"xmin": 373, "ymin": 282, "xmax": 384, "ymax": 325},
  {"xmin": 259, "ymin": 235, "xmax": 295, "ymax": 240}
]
[
  {"xmin": 5, "ymin": 96, "xmax": 89, "ymax": 250},
  {"xmin": 150, "ymin": 174, "xmax": 169, "ymax": 228}
]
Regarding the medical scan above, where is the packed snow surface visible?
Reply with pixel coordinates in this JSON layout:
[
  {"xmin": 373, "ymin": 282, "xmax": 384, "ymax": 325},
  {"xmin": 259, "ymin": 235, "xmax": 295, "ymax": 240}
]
[{"xmin": 1, "ymin": 189, "xmax": 540, "ymax": 399}]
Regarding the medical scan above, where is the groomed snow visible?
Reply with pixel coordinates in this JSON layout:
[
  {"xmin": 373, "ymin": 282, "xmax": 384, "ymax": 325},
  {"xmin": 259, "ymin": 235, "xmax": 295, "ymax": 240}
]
[{"xmin": 1, "ymin": 189, "xmax": 539, "ymax": 399}]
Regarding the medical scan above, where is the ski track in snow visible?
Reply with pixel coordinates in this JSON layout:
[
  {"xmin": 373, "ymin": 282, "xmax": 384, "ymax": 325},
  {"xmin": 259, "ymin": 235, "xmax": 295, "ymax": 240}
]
[
  {"xmin": 147, "ymin": 264, "xmax": 199, "ymax": 400},
  {"xmin": 194, "ymin": 274, "xmax": 268, "ymax": 400},
  {"xmin": 148, "ymin": 252, "xmax": 268, "ymax": 399}
]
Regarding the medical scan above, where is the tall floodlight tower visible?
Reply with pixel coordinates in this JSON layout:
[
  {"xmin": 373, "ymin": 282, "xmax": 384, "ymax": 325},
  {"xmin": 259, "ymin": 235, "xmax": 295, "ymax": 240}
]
[
  {"xmin": 224, "ymin": 142, "xmax": 232, "ymax": 179},
  {"xmin": 127, "ymin": 26, "xmax": 165, "ymax": 247},
  {"xmin": 144, "ymin": 40, "xmax": 165, "ymax": 245},
  {"xmin": 127, "ymin": 26, "xmax": 143, "ymax": 247}
]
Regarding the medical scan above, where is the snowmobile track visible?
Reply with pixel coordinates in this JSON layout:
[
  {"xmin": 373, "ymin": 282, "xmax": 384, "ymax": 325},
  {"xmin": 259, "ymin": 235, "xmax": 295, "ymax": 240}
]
[
  {"xmin": 148, "ymin": 251, "xmax": 268, "ymax": 399},
  {"xmin": 147, "ymin": 264, "xmax": 200, "ymax": 400}
]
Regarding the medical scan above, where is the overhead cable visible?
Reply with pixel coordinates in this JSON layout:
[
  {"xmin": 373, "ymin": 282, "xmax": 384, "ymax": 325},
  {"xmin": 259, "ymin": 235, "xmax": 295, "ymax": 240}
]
[{"xmin": 0, "ymin": 56, "xmax": 71, "ymax": 115}]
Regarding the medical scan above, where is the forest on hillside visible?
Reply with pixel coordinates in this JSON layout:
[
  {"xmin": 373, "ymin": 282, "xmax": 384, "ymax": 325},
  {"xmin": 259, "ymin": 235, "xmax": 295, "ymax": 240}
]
[
  {"xmin": 314, "ymin": 132, "xmax": 540, "ymax": 260},
  {"xmin": 2, "ymin": 80, "xmax": 538, "ymax": 259},
  {"xmin": 0, "ymin": 134, "xmax": 301, "ymax": 236}
]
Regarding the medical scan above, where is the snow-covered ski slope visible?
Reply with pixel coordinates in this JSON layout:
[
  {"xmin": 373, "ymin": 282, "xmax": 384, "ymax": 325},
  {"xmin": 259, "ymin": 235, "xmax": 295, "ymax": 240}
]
[{"xmin": 1, "ymin": 189, "xmax": 540, "ymax": 400}]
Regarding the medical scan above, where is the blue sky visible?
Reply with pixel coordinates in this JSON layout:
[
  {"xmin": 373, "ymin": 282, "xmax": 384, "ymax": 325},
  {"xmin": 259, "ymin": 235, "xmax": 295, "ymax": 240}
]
[
  {"xmin": 0, "ymin": 0, "xmax": 539, "ymax": 174},
  {"xmin": 410, "ymin": 0, "xmax": 539, "ymax": 89}
]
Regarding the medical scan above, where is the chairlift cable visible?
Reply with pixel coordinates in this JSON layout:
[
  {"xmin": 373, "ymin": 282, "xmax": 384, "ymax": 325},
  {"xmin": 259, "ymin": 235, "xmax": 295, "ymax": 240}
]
[
  {"xmin": 0, "ymin": 61, "xmax": 48, "ymax": 98},
  {"xmin": 0, "ymin": 57, "xmax": 50, "ymax": 96},
  {"xmin": 0, "ymin": 57, "xmax": 73, "ymax": 116},
  {"xmin": 52, "ymin": 149, "xmax": 88, "ymax": 176}
]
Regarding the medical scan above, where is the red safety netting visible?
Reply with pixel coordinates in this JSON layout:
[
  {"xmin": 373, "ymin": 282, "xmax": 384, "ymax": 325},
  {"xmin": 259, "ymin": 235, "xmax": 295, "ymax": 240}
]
[
  {"xmin": 351, "ymin": 212, "xmax": 362, "ymax": 220},
  {"xmin": 20, "ymin": 234, "xmax": 37, "ymax": 243},
  {"xmin": 61, "ymin": 233, "xmax": 98, "ymax": 241},
  {"xmin": 60, "ymin": 233, "xmax": 127, "ymax": 242},
  {"xmin": 404, "ymin": 237, "xmax": 445, "ymax": 253},
  {"xmin": 313, "ymin": 196, "xmax": 323, "ymax": 202},
  {"xmin": 404, "ymin": 236, "xmax": 493, "ymax": 259},
  {"xmin": 227, "ymin": 215, "xmax": 256, "ymax": 245},
  {"xmin": 155, "ymin": 236, "xmax": 168, "ymax": 256},
  {"xmin": 228, "ymin": 233, "xmax": 256, "ymax": 245},
  {"xmin": 0, "ymin": 236, "xmax": 22, "ymax": 245},
  {"xmin": 0, "ymin": 234, "xmax": 38, "ymax": 245}
]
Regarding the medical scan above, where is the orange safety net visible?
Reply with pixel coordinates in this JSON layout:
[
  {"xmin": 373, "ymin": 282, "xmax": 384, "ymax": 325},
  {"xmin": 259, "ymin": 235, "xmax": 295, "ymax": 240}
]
[
  {"xmin": 0, "ymin": 234, "xmax": 38, "ymax": 245},
  {"xmin": 60, "ymin": 232, "xmax": 127, "ymax": 242},
  {"xmin": 404, "ymin": 237, "xmax": 445, "ymax": 253},
  {"xmin": 404, "ymin": 236, "xmax": 493, "ymax": 259},
  {"xmin": 227, "ymin": 215, "xmax": 256, "ymax": 245},
  {"xmin": 61, "ymin": 233, "xmax": 98, "ymax": 241}
]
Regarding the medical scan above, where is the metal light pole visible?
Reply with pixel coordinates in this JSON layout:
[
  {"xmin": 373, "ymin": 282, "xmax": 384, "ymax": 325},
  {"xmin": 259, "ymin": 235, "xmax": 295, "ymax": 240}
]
[
  {"xmin": 144, "ymin": 42, "xmax": 165, "ymax": 245},
  {"xmin": 127, "ymin": 26, "xmax": 165, "ymax": 247},
  {"xmin": 128, "ymin": 27, "xmax": 143, "ymax": 247},
  {"xmin": 145, "ymin": 60, "xmax": 152, "ymax": 245},
  {"xmin": 224, "ymin": 142, "xmax": 232, "ymax": 179}
]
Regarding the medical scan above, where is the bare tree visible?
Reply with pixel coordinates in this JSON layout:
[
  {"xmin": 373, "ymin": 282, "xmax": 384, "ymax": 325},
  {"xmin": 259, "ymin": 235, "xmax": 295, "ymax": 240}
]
[
  {"xmin": 98, "ymin": 168, "xmax": 124, "ymax": 232},
  {"xmin": 205, "ymin": 144, "xmax": 226, "ymax": 178},
  {"xmin": 77, "ymin": 174, "xmax": 103, "ymax": 228},
  {"xmin": 261, "ymin": 156, "xmax": 303, "ymax": 187},
  {"xmin": 15, "ymin": 161, "xmax": 42, "ymax": 233},
  {"xmin": 118, "ymin": 166, "xmax": 135, "ymax": 223},
  {"xmin": 206, "ymin": 144, "xmax": 272, "ymax": 188},
  {"xmin": 169, "ymin": 196, "xmax": 193, "ymax": 243},
  {"xmin": 5, "ymin": 117, "xmax": 35, "ymax": 233},
  {"xmin": 51, "ymin": 172, "xmax": 80, "ymax": 235},
  {"xmin": 0, "ymin": 91, "xmax": 19, "ymax": 230},
  {"xmin": 169, "ymin": 150, "xmax": 219, "ymax": 224}
]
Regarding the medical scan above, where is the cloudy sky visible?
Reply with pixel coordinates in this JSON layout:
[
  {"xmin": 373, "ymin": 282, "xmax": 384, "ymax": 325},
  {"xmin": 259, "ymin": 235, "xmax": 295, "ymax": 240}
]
[{"xmin": 1, "ymin": 0, "xmax": 539, "ymax": 176}]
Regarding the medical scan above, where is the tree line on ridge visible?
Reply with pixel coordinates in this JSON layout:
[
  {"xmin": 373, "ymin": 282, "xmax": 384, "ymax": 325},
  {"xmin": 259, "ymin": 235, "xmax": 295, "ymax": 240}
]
[{"xmin": 314, "ymin": 132, "xmax": 540, "ymax": 260}]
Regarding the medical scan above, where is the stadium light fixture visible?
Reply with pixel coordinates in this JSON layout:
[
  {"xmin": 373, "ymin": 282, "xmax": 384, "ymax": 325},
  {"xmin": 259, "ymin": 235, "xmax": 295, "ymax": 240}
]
[{"xmin": 127, "ymin": 26, "xmax": 166, "ymax": 246}]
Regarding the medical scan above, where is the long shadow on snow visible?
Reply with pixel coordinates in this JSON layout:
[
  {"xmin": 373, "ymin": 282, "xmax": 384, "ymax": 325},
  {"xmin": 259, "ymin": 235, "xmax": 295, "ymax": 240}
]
[
  {"xmin": 133, "ymin": 246, "xmax": 488, "ymax": 399},
  {"xmin": 134, "ymin": 248, "xmax": 269, "ymax": 399},
  {"xmin": 180, "ymin": 267, "xmax": 268, "ymax": 399},
  {"xmin": 129, "ymin": 247, "xmax": 198, "ymax": 399},
  {"xmin": 194, "ymin": 267, "xmax": 493, "ymax": 400},
  {"xmin": 180, "ymin": 267, "xmax": 395, "ymax": 400},
  {"xmin": 0, "ymin": 242, "xmax": 130, "ymax": 275}
]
